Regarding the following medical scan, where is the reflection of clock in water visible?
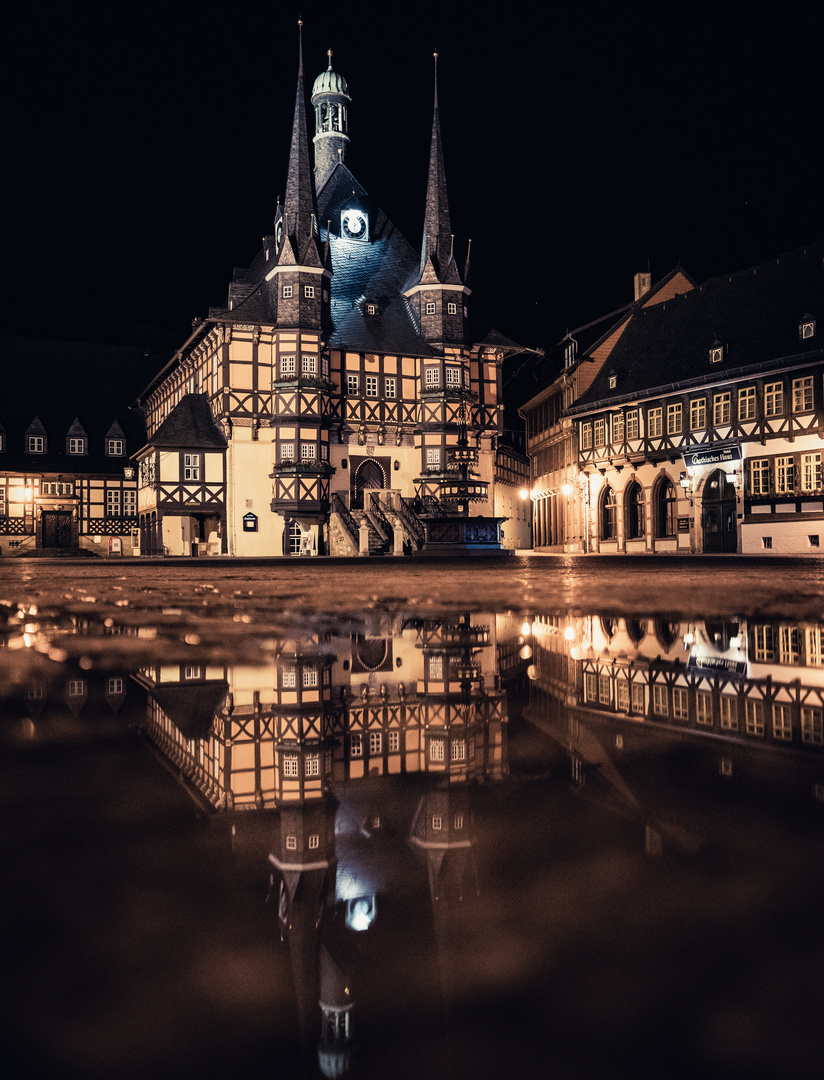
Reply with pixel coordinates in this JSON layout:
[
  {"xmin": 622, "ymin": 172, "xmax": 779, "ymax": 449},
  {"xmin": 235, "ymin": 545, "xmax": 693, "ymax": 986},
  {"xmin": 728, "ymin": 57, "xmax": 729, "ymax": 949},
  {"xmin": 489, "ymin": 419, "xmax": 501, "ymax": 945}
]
[{"xmin": 341, "ymin": 209, "xmax": 367, "ymax": 240}]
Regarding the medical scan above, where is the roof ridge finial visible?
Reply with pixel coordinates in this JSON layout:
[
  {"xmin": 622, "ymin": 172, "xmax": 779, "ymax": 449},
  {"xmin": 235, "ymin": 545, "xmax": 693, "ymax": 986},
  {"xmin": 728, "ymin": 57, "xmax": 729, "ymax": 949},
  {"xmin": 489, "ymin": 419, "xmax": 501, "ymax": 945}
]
[
  {"xmin": 433, "ymin": 50, "xmax": 439, "ymax": 107},
  {"xmin": 327, "ymin": 48, "xmax": 333, "ymax": 70},
  {"xmin": 298, "ymin": 17, "xmax": 304, "ymax": 75}
]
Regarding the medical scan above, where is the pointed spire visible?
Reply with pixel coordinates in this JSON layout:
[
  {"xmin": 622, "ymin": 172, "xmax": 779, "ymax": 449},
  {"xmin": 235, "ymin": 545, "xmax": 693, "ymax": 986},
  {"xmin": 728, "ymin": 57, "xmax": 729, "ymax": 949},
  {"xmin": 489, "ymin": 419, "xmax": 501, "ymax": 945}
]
[
  {"xmin": 418, "ymin": 52, "xmax": 462, "ymax": 286},
  {"xmin": 280, "ymin": 19, "xmax": 321, "ymax": 268}
]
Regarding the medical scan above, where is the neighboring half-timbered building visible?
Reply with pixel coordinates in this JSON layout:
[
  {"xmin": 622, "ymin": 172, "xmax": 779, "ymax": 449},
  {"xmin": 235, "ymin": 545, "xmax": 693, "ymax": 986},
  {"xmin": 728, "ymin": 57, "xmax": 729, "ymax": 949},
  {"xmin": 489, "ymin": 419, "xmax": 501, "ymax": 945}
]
[
  {"xmin": 521, "ymin": 241, "xmax": 824, "ymax": 555},
  {"xmin": 135, "ymin": 35, "xmax": 530, "ymax": 557}
]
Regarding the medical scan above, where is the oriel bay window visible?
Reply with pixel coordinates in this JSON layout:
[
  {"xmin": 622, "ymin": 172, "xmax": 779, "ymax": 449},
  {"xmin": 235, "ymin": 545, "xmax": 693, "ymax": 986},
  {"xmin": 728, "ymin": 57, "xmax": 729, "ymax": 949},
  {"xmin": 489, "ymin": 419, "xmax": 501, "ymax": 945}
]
[{"xmin": 280, "ymin": 355, "xmax": 296, "ymax": 377}]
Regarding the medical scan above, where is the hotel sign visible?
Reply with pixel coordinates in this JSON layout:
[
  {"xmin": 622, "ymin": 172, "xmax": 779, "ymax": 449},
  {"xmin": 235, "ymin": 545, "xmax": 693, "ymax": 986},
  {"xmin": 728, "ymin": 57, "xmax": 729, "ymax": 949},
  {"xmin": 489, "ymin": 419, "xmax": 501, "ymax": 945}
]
[{"xmin": 683, "ymin": 442, "xmax": 741, "ymax": 469}]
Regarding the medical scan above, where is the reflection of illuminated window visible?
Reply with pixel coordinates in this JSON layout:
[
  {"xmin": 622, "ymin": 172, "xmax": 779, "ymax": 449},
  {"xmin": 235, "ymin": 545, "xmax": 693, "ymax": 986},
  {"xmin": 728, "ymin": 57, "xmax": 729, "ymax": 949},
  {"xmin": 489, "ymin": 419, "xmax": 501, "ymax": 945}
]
[
  {"xmin": 286, "ymin": 835, "xmax": 297, "ymax": 850},
  {"xmin": 779, "ymin": 626, "xmax": 800, "ymax": 664},
  {"xmin": 302, "ymin": 667, "xmax": 318, "ymax": 687},
  {"xmin": 585, "ymin": 672, "xmax": 597, "ymax": 701},
  {"xmin": 68, "ymin": 680, "xmax": 86, "ymax": 696},
  {"xmin": 184, "ymin": 665, "xmax": 201, "ymax": 680},
  {"xmin": 720, "ymin": 695, "xmax": 738, "ymax": 731},
  {"xmin": 454, "ymin": 813, "xmax": 463, "ymax": 830},
  {"xmin": 305, "ymin": 754, "xmax": 320, "ymax": 777},
  {"xmin": 350, "ymin": 733, "xmax": 363, "ymax": 757},
  {"xmin": 388, "ymin": 731, "xmax": 400, "ymax": 752},
  {"xmin": 652, "ymin": 684, "xmax": 668, "ymax": 716},
  {"xmin": 745, "ymin": 700, "xmax": 764, "ymax": 736},
  {"xmin": 631, "ymin": 682, "xmax": 645, "ymax": 714},
  {"xmin": 696, "ymin": 691, "xmax": 712, "ymax": 725},
  {"xmin": 308, "ymin": 834, "xmax": 319, "ymax": 849},
  {"xmin": 598, "ymin": 674, "xmax": 610, "ymax": 705},
  {"xmin": 283, "ymin": 755, "xmax": 299, "ymax": 777},
  {"xmin": 616, "ymin": 679, "xmax": 629, "ymax": 711},
  {"xmin": 430, "ymin": 738, "xmax": 445, "ymax": 762},
  {"xmin": 369, "ymin": 731, "xmax": 382, "ymax": 755},
  {"xmin": 754, "ymin": 626, "xmax": 774, "ymax": 661},
  {"xmin": 431, "ymin": 815, "xmax": 442, "ymax": 831},
  {"xmin": 772, "ymin": 704, "xmax": 792, "ymax": 741},
  {"xmin": 106, "ymin": 677, "xmax": 123, "ymax": 694},
  {"xmin": 282, "ymin": 667, "xmax": 296, "ymax": 687},
  {"xmin": 806, "ymin": 627, "xmax": 824, "ymax": 666},
  {"xmin": 450, "ymin": 740, "xmax": 466, "ymax": 761},
  {"xmin": 673, "ymin": 687, "xmax": 688, "ymax": 720},
  {"xmin": 801, "ymin": 708, "xmax": 823, "ymax": 745},
  {"xmin": 429, "ymin": 655, "xmax": 443, "ymax": 680}
]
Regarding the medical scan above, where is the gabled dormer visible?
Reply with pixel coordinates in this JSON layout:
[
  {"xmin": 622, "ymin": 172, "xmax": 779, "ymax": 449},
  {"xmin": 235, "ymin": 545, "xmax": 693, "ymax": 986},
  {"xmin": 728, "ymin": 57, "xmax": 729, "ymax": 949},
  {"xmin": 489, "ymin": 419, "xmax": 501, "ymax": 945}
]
[
  {"xmin": 66, "ymin": 418, "xmax": 87, "ymax": 456},
  {"xmin": 25, "ymin": 416, "xmax": 47, "ymax": 455},
  {"xmin": 105, "ymin": 420, "xmax": 126, "ymax": 457}
]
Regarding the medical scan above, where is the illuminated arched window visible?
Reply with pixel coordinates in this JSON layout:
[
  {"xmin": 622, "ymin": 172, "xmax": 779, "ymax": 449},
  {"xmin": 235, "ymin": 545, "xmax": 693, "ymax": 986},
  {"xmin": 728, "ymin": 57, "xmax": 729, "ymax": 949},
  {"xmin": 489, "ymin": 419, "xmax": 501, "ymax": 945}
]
[
  {"xmin": 657, "ymin": 478, "xmax": 677, "ymax": 537},
  {"xmin": 601, "ymin": 486, "xmax": 617, "ymax": 540},
  {"xmin": 625, "ymin": 480, "xmax": 645, "ymax": 540}
]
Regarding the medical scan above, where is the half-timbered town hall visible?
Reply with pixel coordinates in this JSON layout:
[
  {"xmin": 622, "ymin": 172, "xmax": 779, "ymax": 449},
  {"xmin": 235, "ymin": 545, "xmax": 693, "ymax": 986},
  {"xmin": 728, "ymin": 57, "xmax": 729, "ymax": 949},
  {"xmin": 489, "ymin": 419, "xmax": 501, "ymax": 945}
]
[{"xmin": 135, "ymin": 33, "xmax": 530, "ymax": 557}]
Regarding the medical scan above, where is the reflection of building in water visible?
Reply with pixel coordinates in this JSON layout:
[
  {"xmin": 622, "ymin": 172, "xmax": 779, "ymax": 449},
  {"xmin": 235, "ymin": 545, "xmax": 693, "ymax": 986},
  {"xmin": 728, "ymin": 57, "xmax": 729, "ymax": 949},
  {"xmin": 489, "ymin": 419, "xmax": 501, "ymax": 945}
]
[
  {"xmin": 527, "ymin": 613, "xmax": 824, "ymax": 802},
  {"xmin": 135, "ymin": 614, "xmax": 509, "ymax": 812},
  {"xmin": 133, "ymin": 613, "xmax": 512, "ymax": 1077}
]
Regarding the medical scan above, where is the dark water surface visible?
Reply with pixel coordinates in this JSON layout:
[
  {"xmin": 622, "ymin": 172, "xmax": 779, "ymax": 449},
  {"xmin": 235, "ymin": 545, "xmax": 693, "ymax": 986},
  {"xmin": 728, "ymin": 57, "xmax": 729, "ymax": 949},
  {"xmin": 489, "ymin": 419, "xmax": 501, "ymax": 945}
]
[{"xmin": 2, "ymin": 556, "xmax": 824, "ymax": 1079}]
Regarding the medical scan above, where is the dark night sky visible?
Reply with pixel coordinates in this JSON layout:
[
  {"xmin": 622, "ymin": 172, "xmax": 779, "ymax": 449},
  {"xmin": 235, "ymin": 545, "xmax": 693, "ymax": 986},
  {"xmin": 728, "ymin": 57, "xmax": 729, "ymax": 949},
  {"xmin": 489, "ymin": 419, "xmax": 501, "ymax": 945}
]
[{"xmin": 3, "ymin": 2, "xmax": 820, "ymax": 367}]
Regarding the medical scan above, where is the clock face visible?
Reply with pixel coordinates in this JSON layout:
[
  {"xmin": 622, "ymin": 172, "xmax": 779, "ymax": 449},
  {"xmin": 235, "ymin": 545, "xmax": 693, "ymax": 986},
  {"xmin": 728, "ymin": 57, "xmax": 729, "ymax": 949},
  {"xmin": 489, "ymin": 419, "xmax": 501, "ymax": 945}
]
[
  {"xmin": 275, "ymin": 219, "xmax": 283, "ymax": 251},
  {"xmin": 342, "ymin": 209, "xmax": 367, "ymax": 240}
]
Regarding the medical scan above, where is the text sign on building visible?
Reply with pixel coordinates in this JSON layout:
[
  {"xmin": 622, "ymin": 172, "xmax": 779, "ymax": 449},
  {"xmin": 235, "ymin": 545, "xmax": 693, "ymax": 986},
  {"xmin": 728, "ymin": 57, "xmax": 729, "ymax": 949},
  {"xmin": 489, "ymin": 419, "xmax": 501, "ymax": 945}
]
[
  {"xmin": 243, "ymin": 512, "xmax": 258, "ymax": 532},
  {"xmin": 683, "ymin": 442, "xmax": 741, "ymax": 469}
]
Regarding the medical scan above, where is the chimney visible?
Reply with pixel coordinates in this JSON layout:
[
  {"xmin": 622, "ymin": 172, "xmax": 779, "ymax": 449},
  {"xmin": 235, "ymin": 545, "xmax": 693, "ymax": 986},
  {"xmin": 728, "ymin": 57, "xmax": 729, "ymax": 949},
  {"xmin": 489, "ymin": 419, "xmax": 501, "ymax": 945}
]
[{"xmin": 634, "ymin": 272, "xmax": 652, "ymax": 301}]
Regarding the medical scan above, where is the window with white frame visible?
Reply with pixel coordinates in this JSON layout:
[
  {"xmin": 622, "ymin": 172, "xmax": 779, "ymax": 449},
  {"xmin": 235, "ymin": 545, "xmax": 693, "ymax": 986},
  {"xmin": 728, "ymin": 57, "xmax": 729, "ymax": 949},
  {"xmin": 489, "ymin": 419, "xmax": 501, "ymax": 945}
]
[
  {"xmin": 425, "ymin": 367, "xmax": 440, "ymax": 389},
  {"xmin": 426, "ymin": 447, "xmax": 441, "ymax": 470},
  {"xmin": 801, "ymin": 706, "xmax": 824, "ymax": 745},
  {"xmin": 425, "ymin": 301, "xmax": 436, "ymax": 315},
  {"xmin": 106, "ymin": 677, "xmax": 124, "ymax": 695},
  {"xmin": 305, "ymin": 753, "xmax": 320, "ymax": 777},
  {"xmin": 107, "ymin": 439, "xmax": 124, "ymax": 456},
  {"xmin": 690, "ymin": 398, "xmax": 706, "ymax": 430},
  {"xmin": 347, "ymin": 373, "xmax": 359, "ymax": 395},
  {"xmin": 666, "ymin": 403, "xmax": 682, "ymax": 435},
  {"xmin": 429, "ymin": 653, "xmax": 444, "ymax": 680},
  {"xmin": 673, "ymin": 687, "xmax": 688, "ymax": 720},
  {"xmin": 282, "ymin": 666, "xmax": 296, "ymax": 688},
  {"xmin": 806, "ymin": 627, "xmax": 824, "ymax": 666},
  {"xmin": 366, "ymin": 375, "xmax": 378, "ymax": 397},
  {"xmin": 304, "ymin": 285, "xmax": 315, "ymax": 298},
  {"xmin": 68, "ymin": 438, "xmax": 85, "ymax": 454},
  {"xmin": 793, "ymin": 376, "xmax": 814, "ymax": 412},
  {"xmin": 123, "ymin": 490, "xmax": 136, "ymax": 515},
  {"xmin": 616, "ymin": 678, "xmax": 629, "ymax": 711},
  {"xmin": 754, "ymin": 624, "xmax": 774, "ymax": 661},
  {"xmin": 446, "ymin": 366, "xmax": 461, "ymax": 388},
  {"xmin": 580, "ymin": 422, "xmax": 593, "ymax": 450},
  {"xmin": 612, "ymin": 411, "xmax": 625, "ymax": 443},
  {"xmin": 308, "ymin": 833, "xmax": 320, "ymax": 849},
  {"xmin": 447, "ymin": 302, "xmax": 457, "ymax": 314},
  {"xmin": 745, "ymin": 699, "xmax": 765, "ymax": 736},
  {"xmin": 301, "ymin": 355, "xmax": 316, "ymax": 376},
  {"xmin": 430, "ymin": 738, "xmax": 445, "ymax": 762},
  {"xmin": 764, "ymin": 382, "xmax": 783, "ymax": 417},
  {"xmin": 772, "ymin": 703, "xmax": 792, "ymax": 741},
  {"xmin": 431, "ymin": 815, "xmax": 442, "ymax": 830},
  {"xmin": 302, "ymin": 667, "xmax": 318, "ymax": 687},
  {"xmin": 0, "ymin": 489, "xmax": 6, "ymax": 515},
  {"xmin": 184, "ymin": 665, "xmax": 201, "ymax": 679},
  {"xmin": 738, "ymin": 386, "xmax": 756, "ymax": 420},
  {"xmin": 451, "ymin": 739, "xmax": 466, "ymax": 761},
  {"xmin": 594, "ymin": 418, "xmax": 606, "ymax": 447},
  {"xmin": 776, "ymin": 456, "xmax": 795, "ymax": 494},
  {"xmin": 720, "ymin": 695, "xmax": 738, "ymax": 730},
  {"xmin": 779, "ymin": 625, "xmax": 801, "ymax": 664},
  {"xmin": 712, "ymin": 393, "xmax": 731, "ymax": 425},
  {"xmin": 369, "ymin": 731, "xmax": 382, "ymax": 755},
  {"xmin": 652, "ymin": 683, "xmax": 668, "ymax": 715},
  {"xmin": 300, "ymin": 443, "xmax": 315, "ymax": 461},
  {"xmin": 696, "ymin": 690, "xmax": 712, "ymax": 725},
  {"xmin": 280, "ymin": 355, "xmax": 296, "ymax": 376},
  {"xmin": 648, "ymin": 407, "xmax": 663, "ymax": 438},
  {"xmin": 28, "ymin": 436, "xmax": 44, "ymax": 453},
  {"xmin": 749, "ymin": 458, "xmax": 770, "ymax": 495},
  {"xmin": 68, "ymin": 679, "xmax": 86, "ymax": 696},
  {"xmin": 366, "ymin": 303, "xmax": 376, "ymax": 315},
  {"xmin": 280, "ymin": 443, "xmax": 294, "ymax": 462},
  {"xmin": 285, "ymin": 834, "xmax": 297, "ymax": 849},
  {"xmin": 626, "ymin": 410, "xmax": 639, "ymax": 440},
  {"xmin": 184, "ymin": 454, "xmax": 200, "ymax": 480},
  {"xmin": 385, "ymin": 376, "xmax": 396, "ymax": 398},
  {"xmin": 283, "ymin": 284, "xmax": 293, "ymax": 298},
  {"xmin": 388, "ymin": 730, "xmax": 400, "ymax": 752},
  {"xmin": 283, "ymin": 755, "xmax": 299, "ymax": 778},
  {"xmin": 350, "ymin": 733, "xmax": 363, "ymax": 757},
  {"xmin": 801, "ymin": 453, "xmax": 822, "ymax": 492},
  {"xmin": 106, "ymin": 489, "xmax": 121, "ymax": 516}
]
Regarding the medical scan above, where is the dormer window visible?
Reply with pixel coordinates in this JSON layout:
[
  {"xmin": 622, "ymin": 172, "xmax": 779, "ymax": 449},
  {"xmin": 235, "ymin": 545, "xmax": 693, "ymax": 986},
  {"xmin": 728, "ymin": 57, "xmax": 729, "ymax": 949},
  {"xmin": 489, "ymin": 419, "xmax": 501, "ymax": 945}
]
[
  {"xmin": 366, "ymin": 303, "xmax": 377, "ymax": 315},
  {"xmin": 68, "ymin": 438, "xmax": 86, "ymax": 455},
  {"xmin": 609, "ymin": 373, "xmax": 617, "ymax": 390},
  {"xmin": 28, "ymin": 436, "xmax": 45, "ymax": 453},
  {"xmin": 709, "ymin": 341, "xmax": 725, "ymax": 364},
  {"xmin": 107, "ymin": 439, "xmax": 124, "ymax": 456},
  {"xmin": 800, "ymin": 315, "xmax": 816, "ymax": 340},
  {"xmin": 564, "ymin": 339, "xmax": 578, "ymax": 368}
]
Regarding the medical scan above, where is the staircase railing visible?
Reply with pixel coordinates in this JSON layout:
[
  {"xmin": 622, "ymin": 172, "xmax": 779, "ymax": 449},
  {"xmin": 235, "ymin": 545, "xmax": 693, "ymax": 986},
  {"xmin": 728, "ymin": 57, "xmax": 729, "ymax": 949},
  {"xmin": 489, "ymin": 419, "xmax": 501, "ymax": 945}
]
[
  {"xmin": 331, "ymin": 492, "xmax": 359, "ymax": 548},
  {"xmin": 397, "ymin": 496, "xmax": 426, "ymax": 546},
  {"xmin": 367, "ymin": 493, "xmax": 393, "ymax": 542}
]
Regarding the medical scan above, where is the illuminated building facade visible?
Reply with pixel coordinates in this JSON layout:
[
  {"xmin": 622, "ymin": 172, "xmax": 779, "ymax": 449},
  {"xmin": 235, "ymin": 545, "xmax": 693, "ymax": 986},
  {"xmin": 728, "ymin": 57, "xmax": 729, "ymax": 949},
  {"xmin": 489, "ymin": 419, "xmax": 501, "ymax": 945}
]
[
  {"xmin": 521, "ymin": 242, "xmax": 824, "ymax": 554},
  {"xmin": 135, "ymin": 34, "xmax": 530, "ymax": 557}
]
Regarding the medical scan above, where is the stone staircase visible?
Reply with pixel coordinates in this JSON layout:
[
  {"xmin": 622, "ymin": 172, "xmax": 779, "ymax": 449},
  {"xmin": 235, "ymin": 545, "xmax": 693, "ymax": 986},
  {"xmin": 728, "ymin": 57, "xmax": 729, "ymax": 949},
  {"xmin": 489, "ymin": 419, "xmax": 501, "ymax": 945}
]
[{"xmin": 329, "ymin": 491, "xmax": 427, "ymax": 556}]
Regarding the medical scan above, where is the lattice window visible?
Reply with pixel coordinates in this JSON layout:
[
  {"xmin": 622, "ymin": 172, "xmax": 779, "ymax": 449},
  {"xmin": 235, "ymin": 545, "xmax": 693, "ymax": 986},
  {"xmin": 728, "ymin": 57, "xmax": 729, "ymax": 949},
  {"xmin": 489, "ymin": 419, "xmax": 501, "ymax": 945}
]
[
  {"xmin": 738, "ymin": 386, "xmax": 756, "ymax": 420},
  {"xmin": 713, "ymin": 393, "xmax": 731, "ymax": 426},
  {"xmin": 776, "ymin": 456, "xmax": 795, "ymax": 494},
  {"xmin": 667, "ymin": 403, "xmax": 682, "ymax": 435},
  {"xmin": 690, "ymin": 398, "xmax": 706, "ymax": 430},
  {"xmin": 793, "ymin": 376, "xmax": 814, "ymax": 412},
  {"xmin": 749, "ymin": 459, "xmax": 770, "ymax": 495},
  {"xmin": 764, "ymin": 382, "xmax": 783, "ymax": 417},
  {"xmin": 647, "ymin": 408, "xmax": 662, "ymax": 437}
]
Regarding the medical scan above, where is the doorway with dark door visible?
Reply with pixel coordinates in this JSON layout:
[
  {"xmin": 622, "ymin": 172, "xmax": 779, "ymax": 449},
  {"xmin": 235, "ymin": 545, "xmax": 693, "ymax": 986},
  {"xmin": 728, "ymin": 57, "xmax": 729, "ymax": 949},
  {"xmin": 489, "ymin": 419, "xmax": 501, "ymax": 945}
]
[
  {"xmin": 41, "ymin": 511, "xmax": 74, "ymax": 549},
  {"xmin": 701, "ymin": 470, "xmax": 737, "ymax": 553}
]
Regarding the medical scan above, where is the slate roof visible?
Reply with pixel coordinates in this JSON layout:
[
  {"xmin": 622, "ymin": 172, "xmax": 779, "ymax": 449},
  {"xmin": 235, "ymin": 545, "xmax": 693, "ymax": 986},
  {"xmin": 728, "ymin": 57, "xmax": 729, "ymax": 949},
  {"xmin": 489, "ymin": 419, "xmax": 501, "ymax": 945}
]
[
  {"xmin": 571, "ymin": 241, "xmax": 824, "ymax": 413},
  {"xmin": 147, "ymin": 394, "xmax": 227, "ymax": 450},
  {"xmin": 0, "ymin": 334, "xmax": 169, "ymax": 472}
]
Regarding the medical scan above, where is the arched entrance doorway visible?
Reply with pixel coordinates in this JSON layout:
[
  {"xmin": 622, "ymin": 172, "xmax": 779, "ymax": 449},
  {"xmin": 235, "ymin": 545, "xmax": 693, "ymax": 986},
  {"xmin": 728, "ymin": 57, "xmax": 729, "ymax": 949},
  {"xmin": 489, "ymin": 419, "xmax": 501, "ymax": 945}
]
[
  {"xmin": 701, "ymin": 470, "xmax": 737, "ymax": 552},
  {"xmin": 352, "ymin": 458, "xmax": 386, "ymax": 508}
]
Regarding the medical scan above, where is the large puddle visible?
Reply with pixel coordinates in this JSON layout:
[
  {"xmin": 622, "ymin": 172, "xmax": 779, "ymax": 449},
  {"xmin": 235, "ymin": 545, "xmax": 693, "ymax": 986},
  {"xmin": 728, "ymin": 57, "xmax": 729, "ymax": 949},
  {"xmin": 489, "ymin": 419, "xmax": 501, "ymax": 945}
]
[{"xmin": 2, "ymin": 558, "xmax": 823, "ymax": 1079}]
